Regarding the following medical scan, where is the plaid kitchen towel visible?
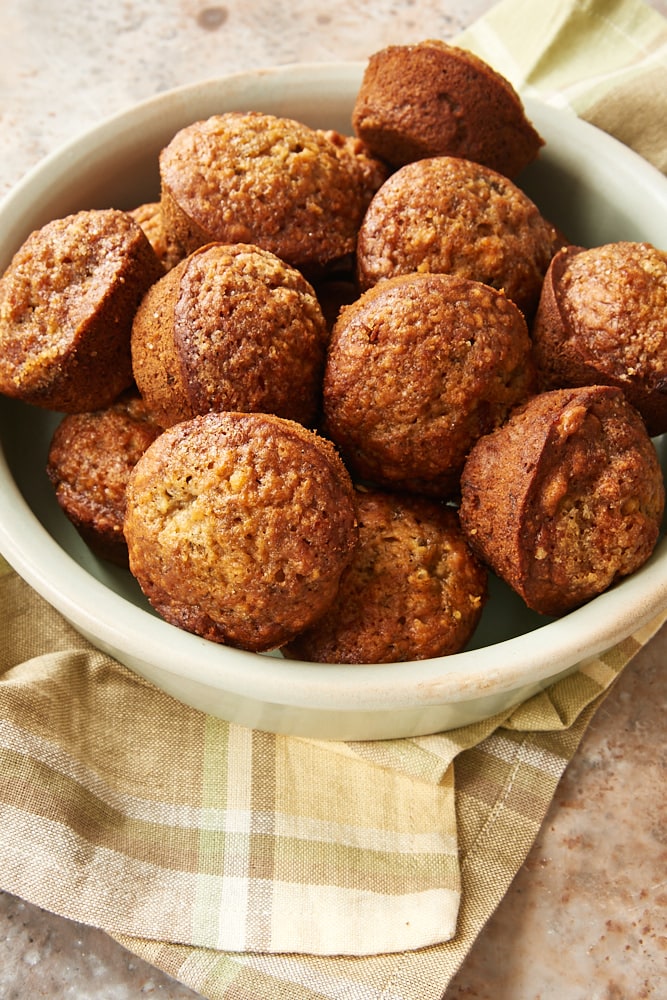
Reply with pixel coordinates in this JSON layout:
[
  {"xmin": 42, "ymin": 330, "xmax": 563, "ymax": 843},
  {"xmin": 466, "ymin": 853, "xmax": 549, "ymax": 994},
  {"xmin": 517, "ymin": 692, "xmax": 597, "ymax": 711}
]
[
  {"xmin": 1, "ymin": 0, "xmax": 666, "ymax": 996},
  {"xmin": 2, "ymin": 559, "xmax": 665, "ymax": 996},
  {"xmin": 457, "ymin": 0, "xmax": 667, "ymax": 173}
]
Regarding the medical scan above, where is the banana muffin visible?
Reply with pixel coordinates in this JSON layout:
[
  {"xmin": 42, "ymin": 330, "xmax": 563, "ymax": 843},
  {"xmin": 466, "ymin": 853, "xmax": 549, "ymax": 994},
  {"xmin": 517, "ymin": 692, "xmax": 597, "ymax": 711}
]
[
  {"xmin": 159, "ymin": 111, "xmax": 376, "ymax": 272},
  {"xmin": 356, "ymin": 155, "xmax": 561, "ymax": 318},
  {"xmin": 46, "ymin": 391, "xmax": 162, "ymax": 567},
  {"xmin": 124, "ymin": 411, "xmax": 358, "ymax": 653},
  {"xmin": 131, "ymin": 242, "xmax": 328, "ymax": 429},
  {"xmin": 323, "ymin": 272, "xmax": 535, "ymax": 498},
  {"xmin": 352, "ymin": 40, "xmax": 544, "ymax": 177},
  {"xmin": 284, "ymin": 488, "xmax": 487, "ymax": 664},
  {"xmin": 459, "ymin": 385, "xmax": 665, "ymax": 616},
  {"xmin": 318, "ymin": 129, "xmax": 389, "ymax": 206},
  {"xmin": 0, "ymin": 208, "xmax": 162, "ymax": 412},
  {"xmin": 532, "ymin": 241, "xmax": 667, "ymax": 436}
]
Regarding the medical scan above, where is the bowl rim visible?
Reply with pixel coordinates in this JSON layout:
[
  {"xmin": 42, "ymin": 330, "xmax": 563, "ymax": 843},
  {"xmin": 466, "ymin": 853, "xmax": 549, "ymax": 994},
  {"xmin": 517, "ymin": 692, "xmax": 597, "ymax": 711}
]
[{"xmin": 1, "ymin": 61, "xmax": 666, "ymax": 717}]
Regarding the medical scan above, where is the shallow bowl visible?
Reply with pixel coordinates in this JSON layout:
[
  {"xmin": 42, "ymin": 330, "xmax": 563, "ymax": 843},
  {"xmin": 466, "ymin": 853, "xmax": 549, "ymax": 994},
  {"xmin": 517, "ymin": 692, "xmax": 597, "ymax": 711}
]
[{"xmin": 1, "ymin": 63, "xmax": 666, "ymax": 740}]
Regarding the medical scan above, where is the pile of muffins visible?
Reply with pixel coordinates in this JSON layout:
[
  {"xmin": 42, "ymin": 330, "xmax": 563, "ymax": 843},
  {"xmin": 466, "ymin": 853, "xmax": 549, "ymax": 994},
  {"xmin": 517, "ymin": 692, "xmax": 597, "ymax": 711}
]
[{"xmin": 1, "ymin": 39, "xmax": 665, "ymax": 663}]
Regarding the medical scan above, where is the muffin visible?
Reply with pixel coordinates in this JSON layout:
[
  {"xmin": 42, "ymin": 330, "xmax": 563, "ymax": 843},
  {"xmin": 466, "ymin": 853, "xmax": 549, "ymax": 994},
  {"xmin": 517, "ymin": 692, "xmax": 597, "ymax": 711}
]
[
  {"xmin": 128, "ymin": 201, "xmax": 184, "ymax": 271},
  {"xmin": 131, "ymin": 242, "xmax": 328, "ymax": 429},
  {"xmin": 532, "ymin": 241, "xmax": 667, "ymax": 436},
  {"xmin": 46, "ymin": 390, "xmax": 162, "ymax": 566},
  {"xmin": 459, "ymin": 386, "xmax": 665, "ymax": 616},
  {"xmin": 356, "ymin": 155, "xmax": 562, "ymax": 318},
  {"xmin": 124, "ymin": 411, "xmax": 358, "ymax": 653},
  {"xmin": 0, "ymin": 208, "xmax": 162, "ymax": 412},
  {"xmin": 284, "ymin": 488, "xmax": 487, "ymax": 664},
  {"xmin": 352, "ymin": 40, "xmax": 544, "ymax": 177},
  {"xmin": 323, "ymin": 272, "xmax": 535, "ymax": 498},
  {"xmin": 318, "ymin": 129, "xmax": 389, "ymax": 205},
  {"xmin": 159, "ymin": 111, "xmax": 374, "ymax": 272}
]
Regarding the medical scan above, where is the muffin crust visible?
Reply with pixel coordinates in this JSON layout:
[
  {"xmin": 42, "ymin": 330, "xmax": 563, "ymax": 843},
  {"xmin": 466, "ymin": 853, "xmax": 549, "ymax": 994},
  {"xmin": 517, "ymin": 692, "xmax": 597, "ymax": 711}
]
[
  {"xmin": 131, "ymin": 242, "xmax": 328, "ymax": 428},
  {"xmin": 352, "ymin": 40, "xmax": 544, "ymax": 177},
  {"xmin": 124, "ymin": 411, "xmax": 358, "ymax": 652},
  {"xmin": 0, "ymin": 209, "xmax": 162, "ymax": 412},
  {"xmin": 459, "ymin": 386, "xmax": 665, "ymax": 616},
  {"xmin": 284, "ymin": 488, "xmax": 487, "ymax": 663}
]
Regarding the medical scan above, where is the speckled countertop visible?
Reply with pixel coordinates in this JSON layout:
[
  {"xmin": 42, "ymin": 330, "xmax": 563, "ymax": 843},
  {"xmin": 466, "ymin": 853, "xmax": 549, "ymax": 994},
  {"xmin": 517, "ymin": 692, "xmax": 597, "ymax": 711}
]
[{"xmin": 1, "ymin": 2, "xmax": 666, "ymax": 998}]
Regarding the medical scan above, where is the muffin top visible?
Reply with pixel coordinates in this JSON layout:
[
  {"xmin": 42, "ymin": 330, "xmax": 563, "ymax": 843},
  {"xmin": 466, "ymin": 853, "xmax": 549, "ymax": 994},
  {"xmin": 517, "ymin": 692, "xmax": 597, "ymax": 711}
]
[
  {"xmin": 47, "ymin": 391, "xmax": 162, "ymax": 566},
  {"xmin": 459, "ymin": 385, "xmax": 665, "ymax": 615},
  {"xmin": 131, "ymin": 242, "xmax": 328, "ymax": 428},
  {"xmin": 124, "ymin": 411, "xmax": 358, "ymax": 652},
  {"xmin": 532, "ymin": 241, "xmax": 667, "ymax": 434},
  {"xmin": 0, "ymin": 208, "xmax": 161, "ymax": 411},
  {"xmin": 159, "ymin": 111, "xmax": 375, "ymax": 271},
  {"xmin": 356, "ymin": 155, "xmax": 561, "ymax": 317},
  {"xmin": 323, "ymin": 271, "xmax": 535, "ymax": 497},
  {"xmin": 284, "ymin": 488, "xmax": 487, "ymax": 664}
]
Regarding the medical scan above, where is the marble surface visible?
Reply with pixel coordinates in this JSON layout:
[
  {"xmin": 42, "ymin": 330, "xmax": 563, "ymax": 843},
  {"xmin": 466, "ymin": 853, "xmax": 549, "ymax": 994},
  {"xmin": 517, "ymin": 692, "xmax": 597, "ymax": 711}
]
[{"xmin": 0, "ymin": 1, "xmax": 666, "ymax": 998}]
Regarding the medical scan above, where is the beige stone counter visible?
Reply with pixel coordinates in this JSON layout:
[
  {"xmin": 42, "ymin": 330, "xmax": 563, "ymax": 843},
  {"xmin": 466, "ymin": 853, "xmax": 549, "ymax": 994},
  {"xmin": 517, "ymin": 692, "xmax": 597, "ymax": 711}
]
[{"xmin": 0, "ymin": 1, "xmax": 665, "ymax": 997}]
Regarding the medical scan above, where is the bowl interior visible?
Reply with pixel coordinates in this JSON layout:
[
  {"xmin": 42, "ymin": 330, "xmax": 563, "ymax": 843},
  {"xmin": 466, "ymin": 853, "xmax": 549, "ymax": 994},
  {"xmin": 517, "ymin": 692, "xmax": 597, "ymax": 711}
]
[{"xmin": 1, "ymin": 62, "xmax": 666, "ymax": 738}]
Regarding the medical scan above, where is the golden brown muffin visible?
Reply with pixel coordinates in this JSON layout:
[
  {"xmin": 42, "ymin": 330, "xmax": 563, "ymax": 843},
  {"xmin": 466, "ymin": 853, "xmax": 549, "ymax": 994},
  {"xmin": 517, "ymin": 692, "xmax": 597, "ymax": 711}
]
[
  {"xmin": 128, "ymin": 202, "xmax": 184, "ymax": 271},
  {"xmin": 356, "ymin": 155, "xmax": 562, "ymax": 318},
  {"xmin": 352, "ymin": 40, "xmax": 544, "ymax": 177},
  {"xmin": 283, "ymin": 488, "xmax": 487, "ymax": 663},
  {"xmin": 532, "ymin": 242, "xmax": 667, "ymax": 436},
  {"xmin": 0, "ymin": 209, "xmax": 162, "ymax": 412},
  {"xmin": 46, "ymin": 391, "xmax": 162, "ymax": 567},
  {"xmin": 318, "ymin": 130, "xmax": 390, "ymax": 205},
  {"xmin": 131, "ymin": 242, "xmax": 328, "ymax": 429},
  {"xmin": 159, "ymin": 111, "xmax": 374, "ymax": 272},
  {"xmin": 124, "ymin": 411, "xmax": 358, "ymax": 653},
  {"xmin": 459, "ymin": 386, "xmax": 665, "ymax": 617},
  {"xmin": 323, "ymin": 272, "xmax": 535, "ymax": 498}
]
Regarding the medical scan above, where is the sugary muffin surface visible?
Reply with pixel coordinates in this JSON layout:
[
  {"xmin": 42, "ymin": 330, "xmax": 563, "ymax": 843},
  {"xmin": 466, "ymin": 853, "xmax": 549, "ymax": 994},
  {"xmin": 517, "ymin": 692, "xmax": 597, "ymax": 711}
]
[
  {"xmin": 356, "ymin": 155, "xmax": 561, "ymax": 318},
  {"xmin": 0, "ymin": 208, "xmax": 162, "ymax": 411},
  {"xmin": 159, "ymin": 112, "xmax": 374, "ymax": 271},
  {"xmin": 284, "ymin": 488, "xmax": 487, "ymax": 663},
  {"xmin": 124, "ymin": 411, "xmax": 358, "ymax": 652},
  {"xmin": 131, "ymin": 242, "xmax": 328, "ymax": 428},
  {"xmin": 459, "ymin": 386, "xmax": 665, "ymax": 616}
]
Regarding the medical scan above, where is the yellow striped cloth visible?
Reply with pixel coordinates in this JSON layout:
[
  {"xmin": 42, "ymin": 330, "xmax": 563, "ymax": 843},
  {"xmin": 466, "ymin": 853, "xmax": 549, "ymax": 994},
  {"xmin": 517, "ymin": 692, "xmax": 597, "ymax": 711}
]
[
  {"xmin": 1, "ymin": 0, "xmax": 666, "ymax": 996},
  {"xmin": 3, "ymin": 560, "xmax": 664, "ymax": 996}
]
